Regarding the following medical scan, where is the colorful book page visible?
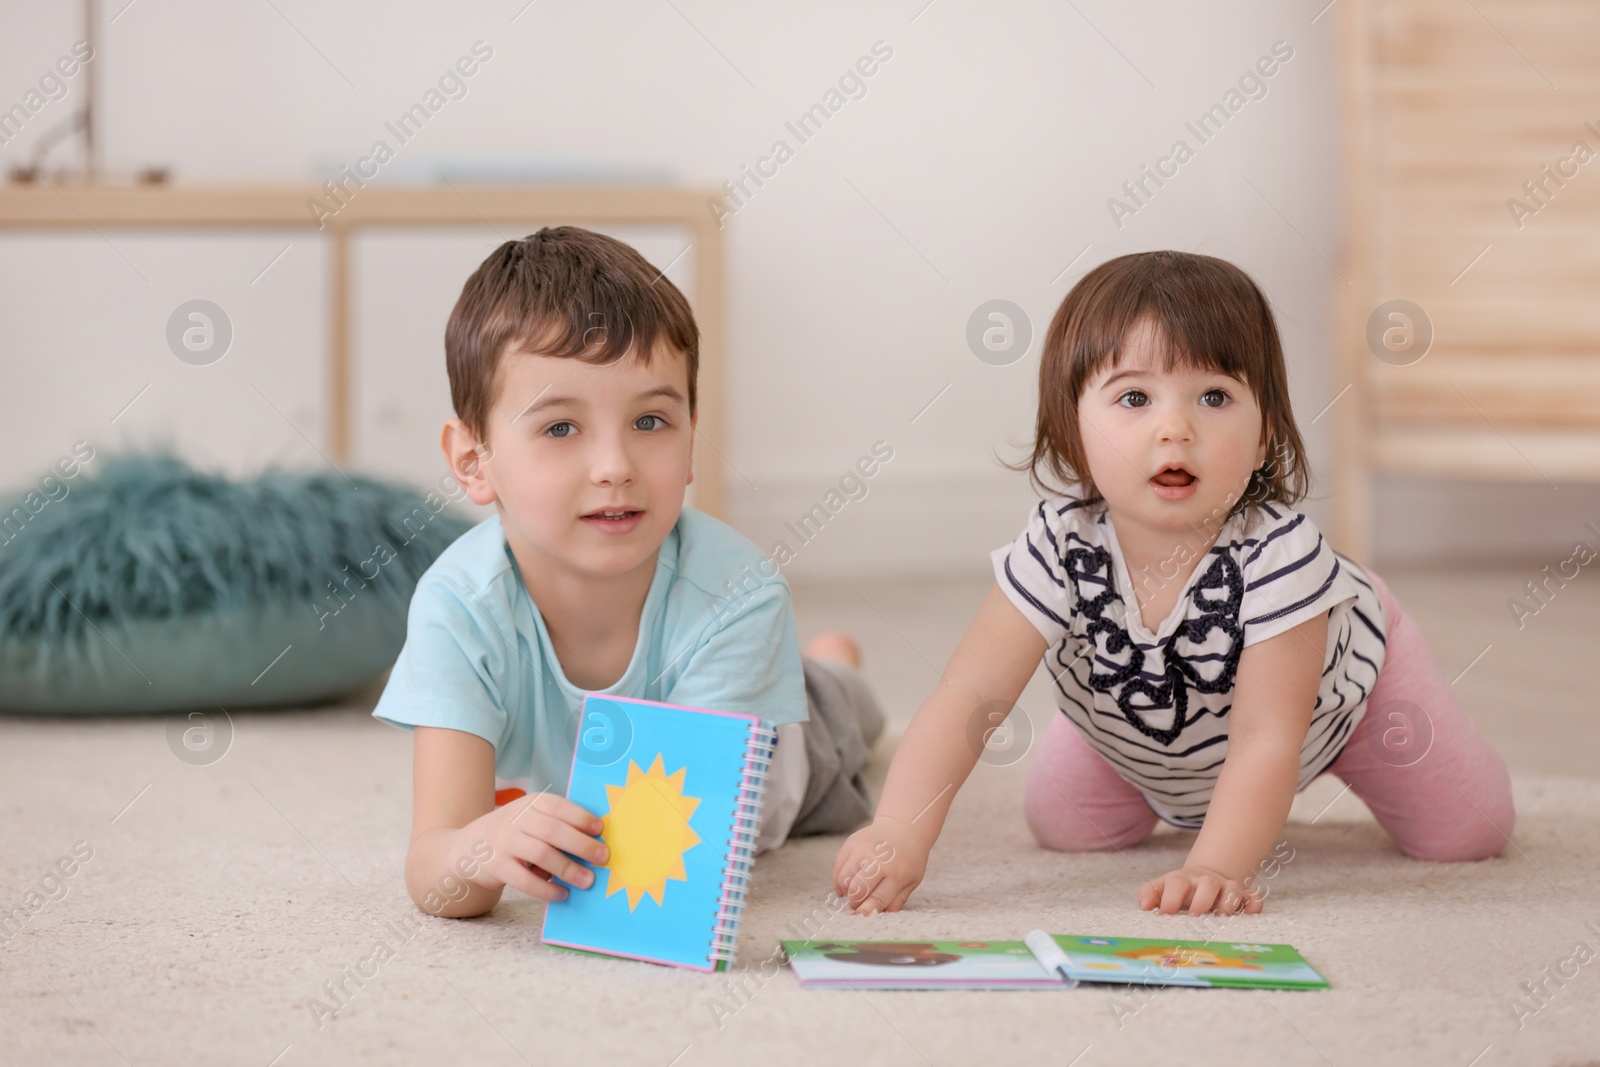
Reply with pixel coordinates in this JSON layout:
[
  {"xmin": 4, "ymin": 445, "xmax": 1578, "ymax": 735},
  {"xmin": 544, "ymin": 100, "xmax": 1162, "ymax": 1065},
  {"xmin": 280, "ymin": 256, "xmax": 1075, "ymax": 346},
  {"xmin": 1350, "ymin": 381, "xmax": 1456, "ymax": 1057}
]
[
  {"xmin": 1048, "ymin": 935, "xmax": 1330, "ymax": 989},
  {"xmin": 541, "ymin": 695, "xmax": 758, "ymax": 971},
  {"xmin": 781, "ymin": 940, "xmax": 1068, "ymax": 989}
]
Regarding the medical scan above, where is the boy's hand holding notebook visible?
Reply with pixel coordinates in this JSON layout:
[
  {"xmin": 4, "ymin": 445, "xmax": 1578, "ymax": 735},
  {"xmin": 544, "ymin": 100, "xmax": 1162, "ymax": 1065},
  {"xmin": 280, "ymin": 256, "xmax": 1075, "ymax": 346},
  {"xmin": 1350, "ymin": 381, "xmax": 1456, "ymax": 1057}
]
[{"xmin": 540, "ymin": 694, "xmax": 776, "ymax": 972}]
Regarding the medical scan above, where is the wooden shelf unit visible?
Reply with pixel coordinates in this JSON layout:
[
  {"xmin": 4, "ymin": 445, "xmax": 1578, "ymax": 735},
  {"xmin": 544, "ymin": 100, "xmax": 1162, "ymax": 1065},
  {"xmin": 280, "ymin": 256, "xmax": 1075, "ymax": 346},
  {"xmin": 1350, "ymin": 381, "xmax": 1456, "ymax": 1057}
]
[
  {"xmin": 0, "ymin": 183, "xmax": 729, "ymax": 517},
  {"xmin": 1333, "ymin": 0, "xmax": 1600, "ymax": 561}
]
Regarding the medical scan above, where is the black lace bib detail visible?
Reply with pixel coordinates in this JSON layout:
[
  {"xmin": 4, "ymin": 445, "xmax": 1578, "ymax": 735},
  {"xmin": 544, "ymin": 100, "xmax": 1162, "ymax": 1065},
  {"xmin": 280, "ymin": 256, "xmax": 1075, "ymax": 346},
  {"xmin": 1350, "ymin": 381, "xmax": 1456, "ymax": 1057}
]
[{"xmin": 1066, "ymin": 543, "xmax": 1244, "ymax": 746}]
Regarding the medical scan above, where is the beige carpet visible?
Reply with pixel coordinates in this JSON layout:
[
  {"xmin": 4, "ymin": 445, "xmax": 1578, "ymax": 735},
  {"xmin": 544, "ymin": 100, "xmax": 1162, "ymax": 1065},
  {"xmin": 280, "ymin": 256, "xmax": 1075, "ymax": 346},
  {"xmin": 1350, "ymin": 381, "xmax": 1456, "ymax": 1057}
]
[
  {"xmin": 4, "ymin": 568, "xmax": 1598, "ymax": 1065},
  {"xmin": 2, "ymin": 701, "xmax": 1597, "ymax": 1067}
]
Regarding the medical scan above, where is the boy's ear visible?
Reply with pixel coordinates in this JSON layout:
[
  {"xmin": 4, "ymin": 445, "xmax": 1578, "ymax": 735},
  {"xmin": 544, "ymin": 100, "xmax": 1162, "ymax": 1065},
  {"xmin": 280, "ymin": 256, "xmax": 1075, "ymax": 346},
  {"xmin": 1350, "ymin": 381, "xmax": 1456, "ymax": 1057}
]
[
  {"xmin": 686, "ymin": 410, "xmax": 697, "ymax": 486},
  {"xmin": 441, "ymin": 418, "xmax": 498, "ymax": 507}
]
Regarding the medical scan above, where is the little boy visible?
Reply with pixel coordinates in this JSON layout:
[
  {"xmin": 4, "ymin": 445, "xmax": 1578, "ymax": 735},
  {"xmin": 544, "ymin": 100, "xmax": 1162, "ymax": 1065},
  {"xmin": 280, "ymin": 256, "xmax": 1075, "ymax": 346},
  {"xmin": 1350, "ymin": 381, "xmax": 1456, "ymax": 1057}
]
[{"xmin": 374, "ymin": 226, "xmax": 885, "ymax": 918}]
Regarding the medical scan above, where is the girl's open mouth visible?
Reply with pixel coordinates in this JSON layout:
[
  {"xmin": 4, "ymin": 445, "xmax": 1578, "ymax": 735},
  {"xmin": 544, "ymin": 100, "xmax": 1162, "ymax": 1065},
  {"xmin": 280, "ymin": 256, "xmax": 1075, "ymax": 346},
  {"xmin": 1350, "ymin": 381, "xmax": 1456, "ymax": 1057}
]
[
  {"xmin": 1151, "ymin": 467, "xmax": 1196, "ymax": 488},
  {"xmin": 1149, "ymin": 467, "xmax": 1198, "ymax": 500}
]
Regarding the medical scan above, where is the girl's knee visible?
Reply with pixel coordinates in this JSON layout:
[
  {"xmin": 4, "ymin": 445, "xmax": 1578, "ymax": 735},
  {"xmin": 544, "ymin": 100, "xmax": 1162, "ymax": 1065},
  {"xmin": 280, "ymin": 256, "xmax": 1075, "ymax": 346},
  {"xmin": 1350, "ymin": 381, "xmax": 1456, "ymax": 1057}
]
[
  {"xmin": 1023, "ymin": 781, "xmax": 1155, "ymax": 852},
  {"xmin": 1399, "ymin": 801, "xmax": 1516, "ymax": 863},
  {"xmin": 1027, "ymin": 810, "xmax": 1127, "ymax": 852}
]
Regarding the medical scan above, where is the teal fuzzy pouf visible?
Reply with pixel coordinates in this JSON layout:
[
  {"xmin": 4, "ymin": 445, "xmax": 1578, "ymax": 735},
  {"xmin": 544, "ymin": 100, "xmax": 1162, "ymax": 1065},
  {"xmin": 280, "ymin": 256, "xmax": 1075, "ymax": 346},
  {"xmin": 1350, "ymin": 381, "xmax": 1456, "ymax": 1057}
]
[{"xmin": 0, "ymin": 451, "xmax": 474, "ymax": 714}]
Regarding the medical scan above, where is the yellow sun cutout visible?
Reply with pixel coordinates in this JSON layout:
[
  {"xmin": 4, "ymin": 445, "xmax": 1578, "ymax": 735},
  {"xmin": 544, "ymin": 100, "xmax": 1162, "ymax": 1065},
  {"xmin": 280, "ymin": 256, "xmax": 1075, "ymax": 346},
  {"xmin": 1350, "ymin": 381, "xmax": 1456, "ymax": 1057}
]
[{"xmin": 598, "ymin": 754, "xmax": 702, "ymax": 911}]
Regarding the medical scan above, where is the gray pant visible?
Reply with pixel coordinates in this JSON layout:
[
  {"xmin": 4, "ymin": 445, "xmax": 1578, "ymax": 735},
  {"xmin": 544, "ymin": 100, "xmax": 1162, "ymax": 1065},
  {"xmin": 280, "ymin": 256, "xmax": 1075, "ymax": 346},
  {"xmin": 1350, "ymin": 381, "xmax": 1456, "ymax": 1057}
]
[{"xmin": 789, "ymin": 656, "xmax": 886, "ymax": 837}]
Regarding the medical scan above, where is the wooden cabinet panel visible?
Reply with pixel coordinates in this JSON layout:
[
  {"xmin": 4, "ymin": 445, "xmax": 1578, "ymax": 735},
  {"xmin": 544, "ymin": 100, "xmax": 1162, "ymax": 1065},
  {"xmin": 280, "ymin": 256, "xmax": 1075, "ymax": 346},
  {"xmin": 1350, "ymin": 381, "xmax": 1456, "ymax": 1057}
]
[
  {"xmin": 1335, "ymin": 0, "xmax": 1600, "ymax": 557},
  {"xmin": 0, "ymin": 230, "xmax": 326, "ymax": 491}
]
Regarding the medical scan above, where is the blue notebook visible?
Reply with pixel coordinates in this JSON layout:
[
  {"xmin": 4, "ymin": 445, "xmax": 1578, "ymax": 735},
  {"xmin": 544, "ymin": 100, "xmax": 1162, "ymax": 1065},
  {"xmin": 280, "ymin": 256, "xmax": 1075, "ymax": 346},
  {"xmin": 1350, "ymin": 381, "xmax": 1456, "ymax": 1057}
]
[{"xmin": 540, "ymin": 694, "xmax": 776, "ymax": 972}]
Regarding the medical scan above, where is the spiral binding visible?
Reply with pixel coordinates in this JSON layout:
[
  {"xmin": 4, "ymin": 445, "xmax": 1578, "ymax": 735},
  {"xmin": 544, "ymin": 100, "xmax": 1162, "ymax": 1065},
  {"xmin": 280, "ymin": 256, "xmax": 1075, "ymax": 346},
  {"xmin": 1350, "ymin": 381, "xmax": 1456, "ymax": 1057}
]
[{"xmin": 708, "ymin": 720, "xmax": 778, "ymax": 965}]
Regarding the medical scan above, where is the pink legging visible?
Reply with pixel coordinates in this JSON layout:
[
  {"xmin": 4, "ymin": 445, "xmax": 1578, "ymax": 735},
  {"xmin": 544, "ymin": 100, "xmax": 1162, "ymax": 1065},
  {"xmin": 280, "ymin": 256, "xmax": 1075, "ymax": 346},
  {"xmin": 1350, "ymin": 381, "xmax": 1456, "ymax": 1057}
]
[{"xmin": 1023, "ymin": 571, "xmax": 1516, "ymax": 862}]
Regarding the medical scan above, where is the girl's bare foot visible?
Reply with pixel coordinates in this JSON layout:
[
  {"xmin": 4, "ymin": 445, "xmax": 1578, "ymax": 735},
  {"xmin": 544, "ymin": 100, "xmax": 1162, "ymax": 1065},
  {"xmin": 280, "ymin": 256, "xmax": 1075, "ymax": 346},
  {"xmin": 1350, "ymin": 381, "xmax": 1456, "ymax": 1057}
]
[{"xmin": 803, "ymin": 632, "xmax": 862, "ymax": 669}]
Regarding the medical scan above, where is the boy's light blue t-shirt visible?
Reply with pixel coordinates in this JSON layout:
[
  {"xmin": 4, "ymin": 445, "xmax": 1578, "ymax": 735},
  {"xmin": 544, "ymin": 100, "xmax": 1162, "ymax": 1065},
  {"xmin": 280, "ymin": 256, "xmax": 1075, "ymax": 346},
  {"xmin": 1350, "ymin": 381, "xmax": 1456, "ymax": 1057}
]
[{"xmin": 372, "ymin": 507, "xmax": 808, "ymax": 797}]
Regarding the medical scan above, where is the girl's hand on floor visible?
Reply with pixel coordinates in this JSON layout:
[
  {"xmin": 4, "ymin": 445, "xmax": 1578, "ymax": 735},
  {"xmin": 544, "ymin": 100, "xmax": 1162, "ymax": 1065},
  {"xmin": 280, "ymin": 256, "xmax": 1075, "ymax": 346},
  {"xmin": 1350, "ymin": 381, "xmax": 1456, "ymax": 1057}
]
[
  {"xmin": 464, "ymin": 791, "xmax": 609, "ymax": 903},
  {"xmin": 832, "ymin": 817, "xmax": 931, "ymax": 915},
  {"xmin": 1138, "ymin": 865, "xmax": 1264, "ymax": 916}
]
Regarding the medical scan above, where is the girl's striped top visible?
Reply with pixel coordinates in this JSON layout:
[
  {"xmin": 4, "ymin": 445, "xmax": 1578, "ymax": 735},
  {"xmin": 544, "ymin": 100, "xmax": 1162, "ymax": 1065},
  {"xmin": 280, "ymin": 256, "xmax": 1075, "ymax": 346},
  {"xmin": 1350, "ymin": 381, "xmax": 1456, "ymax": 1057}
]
[{"xmin": 991, "ymin": 497, "xmax": 1387, "ymax": 830}]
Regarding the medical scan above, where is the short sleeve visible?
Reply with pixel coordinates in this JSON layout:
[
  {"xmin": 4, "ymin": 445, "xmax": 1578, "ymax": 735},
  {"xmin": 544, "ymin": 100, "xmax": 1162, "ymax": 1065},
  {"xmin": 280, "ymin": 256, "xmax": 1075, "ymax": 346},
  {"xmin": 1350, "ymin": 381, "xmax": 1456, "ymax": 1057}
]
[
  {"xmin": 663, "ymin": 577, "xmax": 808, "ymax": 727},
  {"xmin": 371, "ymin": 576, "xmax": 512, "ymax": 750},
  {"xmin": 1238, "ymin": 510, "xmax": 1356, "ymax": 648},
  {"xmin": 990, "ymin": 500, "xmax": 1077, "ymax": 646}
]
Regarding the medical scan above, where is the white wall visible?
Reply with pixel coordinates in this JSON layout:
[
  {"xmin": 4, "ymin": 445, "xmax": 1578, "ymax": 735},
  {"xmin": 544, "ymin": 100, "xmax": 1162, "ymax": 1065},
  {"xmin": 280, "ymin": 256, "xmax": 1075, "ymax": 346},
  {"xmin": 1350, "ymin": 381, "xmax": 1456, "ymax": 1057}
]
[{"xmin": 1, "ymin": 0, "xmax": 1553, "ymax": 575}]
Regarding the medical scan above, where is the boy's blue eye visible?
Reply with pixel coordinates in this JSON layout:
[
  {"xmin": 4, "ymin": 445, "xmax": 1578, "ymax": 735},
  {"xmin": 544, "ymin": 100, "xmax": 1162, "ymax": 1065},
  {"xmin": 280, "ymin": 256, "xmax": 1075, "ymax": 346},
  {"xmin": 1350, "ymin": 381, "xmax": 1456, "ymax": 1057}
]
[
  {"xmin": 634, "ymin": 414, "xmax": 665, "ymax": 431},
  {"xmin": 1118, "ymin": 390, "xmax": 1149, "ymax": 408},
  {"xmin": 546, "ymin": 421, "xmax": 576, "ymax": 438},
  {"xmin": 1200, "ymin": 389, "xmax": 1230, "ymax": 408}
]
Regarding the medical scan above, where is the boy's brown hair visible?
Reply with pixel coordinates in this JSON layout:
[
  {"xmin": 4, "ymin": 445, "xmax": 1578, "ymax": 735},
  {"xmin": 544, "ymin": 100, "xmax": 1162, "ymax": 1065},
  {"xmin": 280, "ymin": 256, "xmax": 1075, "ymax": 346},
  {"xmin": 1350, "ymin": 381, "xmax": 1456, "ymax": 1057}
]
[
  {"xmin": 1015, "ymin": 250, "xmax": 1309, "ymax": 512},
  {"xmin": 445, "ymin": 226, "xmax": 699, "ymax": 443}
]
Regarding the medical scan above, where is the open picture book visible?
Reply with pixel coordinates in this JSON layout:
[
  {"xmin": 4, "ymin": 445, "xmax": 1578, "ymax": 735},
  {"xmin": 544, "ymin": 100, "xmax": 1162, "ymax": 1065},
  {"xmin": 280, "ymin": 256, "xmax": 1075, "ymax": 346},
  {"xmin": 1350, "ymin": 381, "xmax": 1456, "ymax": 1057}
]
[{"xmin": 781, "ymin": 932, "xmax": 1330, "ymax": 990}]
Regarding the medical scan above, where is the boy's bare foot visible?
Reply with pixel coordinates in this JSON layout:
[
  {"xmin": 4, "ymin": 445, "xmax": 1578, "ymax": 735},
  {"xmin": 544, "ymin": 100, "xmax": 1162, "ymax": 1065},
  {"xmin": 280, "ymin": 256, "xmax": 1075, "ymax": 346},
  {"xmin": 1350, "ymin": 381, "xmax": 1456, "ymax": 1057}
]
[{"xmin": 803, "ymin": 632, "xmax": 862, "ymax": 669}]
